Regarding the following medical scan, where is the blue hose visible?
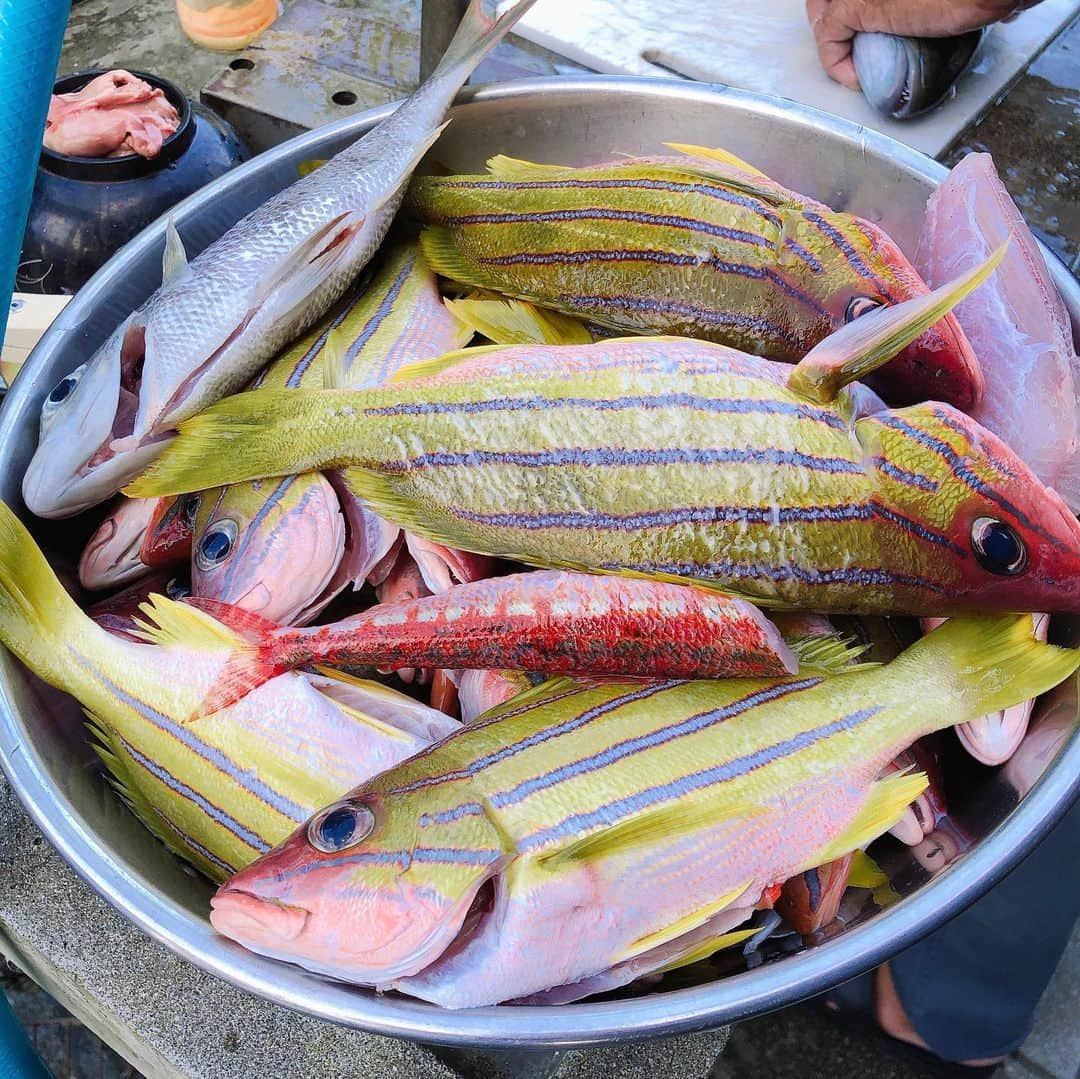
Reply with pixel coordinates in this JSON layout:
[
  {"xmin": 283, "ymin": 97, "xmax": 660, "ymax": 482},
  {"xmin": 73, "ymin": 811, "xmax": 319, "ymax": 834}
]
[
  {"xmin": 0, "ymin": 987, "xmax": 51, "ymax": 1079},
  {"xmin": 0, "ymin": 0, "xmax": 71, "ymax": 345}
]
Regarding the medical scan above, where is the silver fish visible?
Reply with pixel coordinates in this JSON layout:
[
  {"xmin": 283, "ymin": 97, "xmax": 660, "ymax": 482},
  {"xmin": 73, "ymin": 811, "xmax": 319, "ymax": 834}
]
[
  {"xmin": 853, "ymin": 29, "xmax": 984, "ymax": 120},
  {"xmin": 22, "ymin": 0, "xmax": 536, "ymax": 519}
]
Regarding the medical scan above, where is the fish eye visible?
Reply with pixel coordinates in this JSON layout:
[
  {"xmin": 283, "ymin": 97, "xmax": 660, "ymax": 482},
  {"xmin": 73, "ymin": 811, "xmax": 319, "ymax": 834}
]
[
  {"xmin": 43, "ymin": 363, "xmax": 86, "ymax": 412},
  {"xmin": 971, "ymin": 516, "xmax": 1027, "ymax": 576},
  {"xmin": 844, "ymin": 296, "xmax": 883, "ymax": 323},
  {"xmin": 307, "ymin": 801, "xmax": 375, "ymax": 854},
  {"xmin": 165, "ymin": 577, "xmax": 190, "ymax": 600},
  {"xmin": 196, "ymin": 519, "xmax": 237, "ymax": 571}
]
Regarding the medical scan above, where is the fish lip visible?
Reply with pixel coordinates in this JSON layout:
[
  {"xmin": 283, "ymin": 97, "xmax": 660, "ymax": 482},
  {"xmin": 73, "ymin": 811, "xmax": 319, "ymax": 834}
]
[{"xmin": 210, "ymin": 887, "xmax": 310, "ymax": 944}]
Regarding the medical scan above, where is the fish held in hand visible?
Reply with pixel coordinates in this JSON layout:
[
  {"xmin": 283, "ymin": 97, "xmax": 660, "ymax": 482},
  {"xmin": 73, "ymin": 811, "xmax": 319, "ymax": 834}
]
[
  {"xmin": 210, "ymin": 615, "xmax": 1080, "ymax": 1005},
  {"xmin": 406, "ymin": 144, "xmax": 981, "ymax": 408},
  {"xmin": 853, "ymin": 30, "xmax": 983, "ymax": 120},
  {"xmin": 0, "ymin": 499, "xmax": 459, "ymax": 881},
  {"xmin": 128, "ymin": 250, "xmax": 1080, "ymax": 616},
  {"xmin": 184, "ymin": 569, "xmax": 795, "ymax": 716},
  {"xmin": 22, "ymin": 0, "xmax": 537, "ymax": 519}
]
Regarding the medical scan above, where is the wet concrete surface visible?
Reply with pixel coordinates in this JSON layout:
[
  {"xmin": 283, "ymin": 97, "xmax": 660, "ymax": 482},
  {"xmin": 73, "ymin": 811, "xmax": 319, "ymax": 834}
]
[{"xmin": 945, "ymin": 14, "xmax": 1080, "ymax": 269}]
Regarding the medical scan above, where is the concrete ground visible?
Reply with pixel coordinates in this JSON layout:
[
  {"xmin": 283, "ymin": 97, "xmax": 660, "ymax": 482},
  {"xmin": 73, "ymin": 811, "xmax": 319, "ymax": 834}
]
[{"xmin": 2, "ymin": 4, "xmax": 1078, "ymax": 1078}]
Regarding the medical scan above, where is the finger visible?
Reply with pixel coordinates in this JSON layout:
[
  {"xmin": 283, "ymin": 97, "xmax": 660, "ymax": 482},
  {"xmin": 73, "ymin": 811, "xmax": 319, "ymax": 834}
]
[
  {"xmin": 805, "ymin": 0, "xmax": 830, "ymax": 25},
  {"xmin": 810, "ymin": 2, "xmax": 861, "ymax": 90}
]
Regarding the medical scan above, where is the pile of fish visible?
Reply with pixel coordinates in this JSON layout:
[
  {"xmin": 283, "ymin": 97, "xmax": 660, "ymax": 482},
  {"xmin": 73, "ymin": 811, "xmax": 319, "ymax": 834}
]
[{"xmin": 2, "ymin": 0, "xmax": 1079, "ymax": 1011}]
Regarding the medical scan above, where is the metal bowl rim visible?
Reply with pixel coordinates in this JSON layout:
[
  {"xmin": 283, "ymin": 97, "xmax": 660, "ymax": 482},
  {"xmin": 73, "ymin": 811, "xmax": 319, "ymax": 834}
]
[{"xmin": 1, "ymin": 75, "xmax": 1078, "ymax": 1048}]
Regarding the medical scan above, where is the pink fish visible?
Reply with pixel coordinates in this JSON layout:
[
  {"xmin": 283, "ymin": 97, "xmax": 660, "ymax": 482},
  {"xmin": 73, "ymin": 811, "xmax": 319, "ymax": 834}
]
[
  {"xmin": 78, "ymin": 497, "xmax": 157, "ymax": 590},
  {"xmin": 916, "ymin": 153, "xmax": 1080, "ymax": 511}
]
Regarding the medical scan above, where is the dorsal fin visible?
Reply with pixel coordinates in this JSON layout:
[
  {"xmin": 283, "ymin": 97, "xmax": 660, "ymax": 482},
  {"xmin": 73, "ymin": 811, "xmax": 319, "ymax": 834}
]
[
  {"xmin": 788, "ymin": 239, "xmax": 1009, "ymax": 403},
  {"xmin": 162, "ymin": 217, "xmax": 190, "ymax": 285},
  {"xmin": 486, "ymin": 154, "xmax": 572, "ymax": 180},
  {"xmin": 659, "ymin": 142, "xmax": 788, "ymax": 206}
]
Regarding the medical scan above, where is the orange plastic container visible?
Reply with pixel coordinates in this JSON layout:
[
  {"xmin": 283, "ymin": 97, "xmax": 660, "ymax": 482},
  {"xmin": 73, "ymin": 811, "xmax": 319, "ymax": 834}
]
[{"xmin": 175, "ymin": 0, "xmax": 280, "ymax": 51}]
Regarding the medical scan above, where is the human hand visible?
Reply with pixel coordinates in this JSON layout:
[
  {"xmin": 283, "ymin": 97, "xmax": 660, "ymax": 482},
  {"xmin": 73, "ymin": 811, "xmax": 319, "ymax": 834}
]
[{"xmin": 806, "ymin": 0, "xmax": 1041, "ymax": 89}]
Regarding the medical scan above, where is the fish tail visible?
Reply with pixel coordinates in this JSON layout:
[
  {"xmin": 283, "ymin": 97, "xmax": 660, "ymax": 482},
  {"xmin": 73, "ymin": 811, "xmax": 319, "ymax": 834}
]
[
  {"xmin": 914, "ymin": 614, "xmax": 1080, "ymax": 724},
  {"xmin": 432, "ymin": 0, "xmax": 537, "ymax": 83},
  {"xmin": 125, "ymin": 389, "xmax": 342, "ymax": 498},
  {"xmin": 0, "ymin": 500, "xmax": 108, "ymax": 685},
  {"xmin": 167, "ymin": 598, "xmax": 284, "ymax": 718}
]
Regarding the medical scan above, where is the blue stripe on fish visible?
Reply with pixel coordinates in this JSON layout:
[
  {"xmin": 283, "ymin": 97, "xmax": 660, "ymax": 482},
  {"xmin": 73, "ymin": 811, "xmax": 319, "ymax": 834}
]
[
  {"xmin": 343, "ymin": 257, "xmax": 415, "ymax": 370},
  {"xmin": 490, "ymin": 679, "xmax": 823, "ymax": 810},
  {"xmin": 154, "ymin": 808, "xmax": 238, "ymax": 875},
  {"xmin": 443, "ymin": 208, "xmax": 773, "ymax": 250},
  {"xmin": 614, "ymin": 560, "xmax": 955, "ymax": 596},
  {"xmin": 803, "ymin": 211, "xmax": 898, "ymax": 302},
  {"xmin": 439, "ymin": 175, "xmax": 784, "ymax": 229},
  {"xmin": 282, "ymin": 286, "xmax": 365, "ymax": 389},
  {"xmin": 364, "ymin": 392, "xmax": 849, "ymax": 430},
  {"xmin": 521, "ymin": 707, "xmax": 884, "ymax": 851},
  {"xmin": 474, "ymin": 249, "xmax": 826, "ymax": 314},
  {"xmin": 273, "ymin": 845, "xmax": 502, "ymax": 880},
  {"xmin": 216, "ymin": 475, "xmax": 297, "ymax": 595},
  {"xmin": 387, "ymin": 446, "xmax": 864, "ymax": 477},
  {"xmin": 390, "ymin": 682, "xmax": 682, "ymax": 795},
  {"xmin": 90, "ymin": 666, "xmax": 309, "ymax": 823},
  {"xmin": 557, "ymin": 295, "xmax": 803, "ymax": 351},
  {"xmin": 119, "ymin": 737, "xmax": 269, "ymax": 852},
  {"xmin": 873, "ymin": 458, "xmax": 939, "ymax": 493}
]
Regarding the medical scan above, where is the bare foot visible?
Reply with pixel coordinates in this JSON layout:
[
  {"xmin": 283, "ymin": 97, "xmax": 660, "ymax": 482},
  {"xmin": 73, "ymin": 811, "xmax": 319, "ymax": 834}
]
[{"xmin": 874, "ymin": 964, "xmax": 1006, "ymax": 1068}]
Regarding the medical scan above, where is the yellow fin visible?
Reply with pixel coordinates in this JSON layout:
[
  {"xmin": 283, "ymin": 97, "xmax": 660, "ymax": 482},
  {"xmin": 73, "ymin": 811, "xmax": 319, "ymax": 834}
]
[
  {"xmin": 789, "ymin": 240, "xmax": 1009, "ymax": 403},
  {"xmin": 389, "ymin": 342, "xmax": 509, "ymax": 383},
  {"xmin": 788, "ymin": 634, "xmax": 876, "ymax": 675},
  {"xmin": 420, "ymin": 224, "xmax": 486, "ymax": 292},
  {"xmin": 660, "ymin": 142, "xmax": 787, "ymax": 205},
  {"xmin": 616, "ymin": 880, "xmax": 753, "ymax": 964},
  {"xmin": 445, "ymin": 296, "xmax": 593, "ymax": 346},
  {"xmin": 543, "ymin": 796, "xmax": 762, "ymax": 870},
  {"xmin": 654, "ymin": 924, "xmax": 761, "ymax": 975},
  {"xmin": 813, "ymin": 771, "xmax": 930, "ymax": 865},
  {"xmin": 847, "ymin": 848, "xmax": 887, "ymax": 889},
  {"xmin": 486, "ymin": 153, "xmax": 572, "ymax": 180},
  {"xmin": 320, "ymin": 324, "xmax": 348, "ymax": 390},
  {"xmin": 298, "ymin": 158, "xmax": 327, "ymax": 177},
  {"xmin": 131, "ymin": 593, "xmax": 246, "ymax": 652}
]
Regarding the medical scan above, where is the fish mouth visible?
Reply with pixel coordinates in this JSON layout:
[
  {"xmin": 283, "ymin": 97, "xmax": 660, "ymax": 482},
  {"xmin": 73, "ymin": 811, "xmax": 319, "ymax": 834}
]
[{"xmin": 210, "ymin": 888, "xmax": 310, "ymax": 945}]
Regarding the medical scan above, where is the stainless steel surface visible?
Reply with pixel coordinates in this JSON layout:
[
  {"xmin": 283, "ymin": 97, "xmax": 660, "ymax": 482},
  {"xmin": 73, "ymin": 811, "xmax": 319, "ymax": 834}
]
[
  {"xmin": 421, "ymin": 0, "xmax": 470, "ymax": 81},
  {"xmin": 200, "ymin": 0, "xmax": 418, "ymax": 155},
  {"xmin": 0, "ymin": 77, "xmax": 1078, "ymax": 1047}
]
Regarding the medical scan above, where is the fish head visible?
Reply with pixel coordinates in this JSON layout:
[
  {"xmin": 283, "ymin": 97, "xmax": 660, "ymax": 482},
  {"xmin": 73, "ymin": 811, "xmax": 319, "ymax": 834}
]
[
  {"xmin": 22, "ymin": 320, "xmax": 168, "ymax": 518},
  {"xmin": 809, "ymin": 211, "xmax": 982, "ymax": 410},
  {"xmin": 78, "ymin": 496, "xmax": 157, "ymax": 590},
  {"xmin": 210, "ymin": 793, "xmax": 504, "ymax": 983},
  {"xmin": 868, "ymin": 403, "xmax": 1080, "ymax": 612},
  {"xmin": 191, "ymin": 474, "xmax": 345, "ymax": 624}
]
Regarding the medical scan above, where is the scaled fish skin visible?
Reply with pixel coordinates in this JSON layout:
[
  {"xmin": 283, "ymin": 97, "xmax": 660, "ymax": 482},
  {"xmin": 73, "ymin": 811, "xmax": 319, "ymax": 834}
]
[
  {"xmin": 22, "ymin": 0, "xmax": 537, "ymax": 519},
  {"xmin": 185, "ymin": 569, "xmax": 796, "ymax": 716},
  {"xmin": 190, "ymin": 242, "xmax": 470, "ymax": 626},
  {"xmin": 210, "ymin": 615, "xmax": 1079, "ymax": 1006},
  {"xmin": 0, "ymin": 500, "xmax": 459, "ymax": 882},
  {"xmin": 405, "ymin": 146, "xmax": 981, "ymax": 409},
  {"xmin": 128, "ymin": 337, "xmax": 1080, "ymax": 616}
]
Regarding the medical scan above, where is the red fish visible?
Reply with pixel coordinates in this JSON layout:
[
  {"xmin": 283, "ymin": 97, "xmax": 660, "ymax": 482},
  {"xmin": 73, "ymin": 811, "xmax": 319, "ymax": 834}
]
[{"xmin": 188, "ymin": 570, "xmax": 795, "ymax": 717}]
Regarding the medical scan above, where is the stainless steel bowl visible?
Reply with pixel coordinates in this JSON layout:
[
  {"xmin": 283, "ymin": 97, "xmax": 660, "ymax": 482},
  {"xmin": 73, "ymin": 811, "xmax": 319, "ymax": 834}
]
[{"xmin": 1, "ymin": 77, "xmax": 1078, "ymax": 1048}]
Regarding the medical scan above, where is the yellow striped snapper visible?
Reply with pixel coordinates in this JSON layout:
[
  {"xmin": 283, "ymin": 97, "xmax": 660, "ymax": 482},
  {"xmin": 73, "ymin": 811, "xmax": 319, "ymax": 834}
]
[
  {"xmin": 210, "ymin": 615, "xmax": 1079, "ymax": 1006},
  {"xmin": 128, "ymin": 248, "xmax": 1080, "ymax": 616},
  {"xmin": 405, "ymin": 145, "xmax": 982, "ymax": 410},
  {"xmin": 0, "ymin": 500, "xmax": 459, "ymax": 882},
  {"xmin": 22, "ymin": 0, "xmax": 537, "ymax": 519}
]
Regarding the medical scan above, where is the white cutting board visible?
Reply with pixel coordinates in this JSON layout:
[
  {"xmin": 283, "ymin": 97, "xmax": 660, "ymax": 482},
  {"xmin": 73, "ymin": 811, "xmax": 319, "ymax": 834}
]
[{"xmin": 506, "ymin": 0, "xmax": 1079, "ymax": 157}]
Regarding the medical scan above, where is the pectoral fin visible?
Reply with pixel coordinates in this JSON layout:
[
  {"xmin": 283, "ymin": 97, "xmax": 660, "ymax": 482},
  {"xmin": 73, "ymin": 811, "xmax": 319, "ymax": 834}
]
[
  {"xmin": 811, "ymin": 771, "xmax": 930, "ymax": 866},
  {"xmin": 162, "ymin": 217, "xmax": 190, "ymax": 285},
  {"xmin": 445, "ymin": 296, "xmax": 593, "ymax": 346},
  {"xmin": 788, "ymin": 241, "xmax": 1008, "ymax": 403}
]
